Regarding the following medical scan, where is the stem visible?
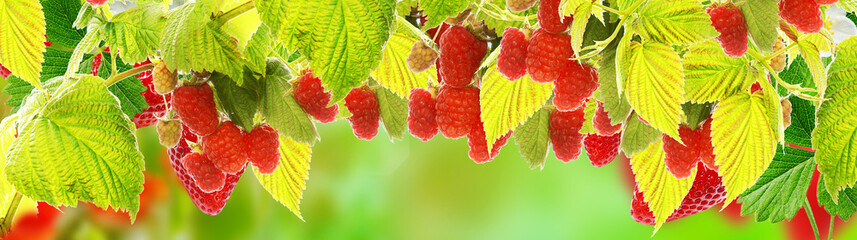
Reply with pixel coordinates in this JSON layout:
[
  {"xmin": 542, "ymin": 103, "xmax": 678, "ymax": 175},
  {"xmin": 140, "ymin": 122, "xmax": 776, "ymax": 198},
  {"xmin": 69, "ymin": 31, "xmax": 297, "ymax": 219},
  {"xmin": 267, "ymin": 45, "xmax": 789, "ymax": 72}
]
[
  {"xmin": 828, "ymin": 216, "xmax": 835, "ymax": 240},
  {"xmin": 763, "ymin": 41, "xmax": 798, "ymax": 62},
  {"xmin": 213, "ymin": 0, "xmax": 256, "ymax": 27},
  {"xmin": 746, "ymin": 48, "xmax": 824, "ymax": 101},
  {"xmin": 0, "ymin": 192, "xmax": 23, "ymax": 236},
  {"xmin": 104, "ymin": 63, "xmax": 153, "ymax": 87},
  {"xmin": 592, "ymin": 2, "xmax": 622, "ymax": 15},
  {"xmin": 472, "ymin": 2, "xmax": 530, "ymax": 22},
  {"xmin": 396, "ymin": 15, "xmax": 437, "ymax": 50},
  {"xmin": 575, "ymin": 16, "xmax": 630, "ymax": 60},
  {"xmin": 804, "ymin": 198, "xmax": 821, "ymax": 240},
  {"xmin": 620, "ymin": 0, "xmax": 647, "ymax": 16}
]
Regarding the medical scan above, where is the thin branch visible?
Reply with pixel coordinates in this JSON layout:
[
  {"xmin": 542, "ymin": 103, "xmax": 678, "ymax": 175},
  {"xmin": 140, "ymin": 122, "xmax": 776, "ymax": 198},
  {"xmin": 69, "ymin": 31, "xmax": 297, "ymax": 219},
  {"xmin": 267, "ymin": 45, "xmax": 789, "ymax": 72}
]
[{"xmin": 104, "ymin": 63, "xmax": 154, "ymax": 87}]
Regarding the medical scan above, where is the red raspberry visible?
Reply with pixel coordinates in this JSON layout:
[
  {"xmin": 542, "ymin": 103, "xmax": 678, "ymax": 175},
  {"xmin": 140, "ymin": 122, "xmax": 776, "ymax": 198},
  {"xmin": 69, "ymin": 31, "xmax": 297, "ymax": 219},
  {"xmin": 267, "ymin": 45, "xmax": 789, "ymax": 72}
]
[
  {"xmin": 631, "ymin": 162, "xmax": 726, "ymax": 225},
  {"xmin": 132, "ymin": 60, "xmax": 171, "ymax": 129},
  {"xmin": 294, "ymin": 71, "xmax": 339, "ymax": 123},
  {"xmin": 435, "ymin": 86, "xmax": 481, "ymax": 139},
  {"xmin": 750, "ymin": 82, "xmax": 763, "ymax": 93},
  {"xmin": 245, "ymin": 124, "xmax": 281, "ymax": 174},
  {"xmin": 344, "ymin": 87, "xmax": 381, "ymax": 140},
  {"xmin": 815, "ymin": 0, "xmax": 838, "ymax": 4},
  {"xmin": 86, "ymin": 0, "xmax": 107, "ymax": 6},
  {"xmin": 507, "ymin": 0, "xmax": 537, "ymax": 12},
  {"xmin": 168, "ymin": 124, "xmax": 243, "ymax": 215},
  {"xmin": 553, "ymin": 64, "xmax": 599, "ymax": 111},
  {"xmin": 498, "ymin": 27, "xmax": 529, "ymax": 81},
  {"xmin": 467, "ymin": 121, "xmax": 512, "ymax": 163},
  {"xmin": 526, "ymin": 29, "xmax": 575, "ymax": 83},
  {"xmin": 662, "ymin": 118, "xmax": 716, "ymax": 178},
  {"xmin": 707, "ymin": 5, "xmax": 749, "ymax": 57},
  {"xmin": 202, "ymin": 121, "xmax": 248, "ymax": 174},
  {"xmin": 583, "ymin": 132, "xmax": 621, "ymax": 167},
  {"xmin": 779, "ymin": 0, "xmax": 823, "ymax": 34},
  {"xmin": 538, "ymin": 0, "xmax": 572, "ymax": 34},
  {"xmin": 0, "ymin": 64, "xmax": 9, "ymax": 78},
  {"xmin": 181, "ymin": 152, "xmax": 226, "ymax": 193},
  {"xmin": 439, "ymin": 25, "xmax": 487, "ymax": 88},
  {"xmin": 172, "ymin": 84, "xmax": 219, "ymax": 136},
  {"xmin": 593, "ymin": 101, "xmax": 622, "ymax": 135},
  {"xmin": 408, "ymin": 88, "xmax": 438, "ymax": 141},
  {"xmin": 550, "ymin": 108, "xmax": 586, "ymax": 162},
  {"xmin": 91, "ymin": 53, "xmax": 102, "ymax": 76}
]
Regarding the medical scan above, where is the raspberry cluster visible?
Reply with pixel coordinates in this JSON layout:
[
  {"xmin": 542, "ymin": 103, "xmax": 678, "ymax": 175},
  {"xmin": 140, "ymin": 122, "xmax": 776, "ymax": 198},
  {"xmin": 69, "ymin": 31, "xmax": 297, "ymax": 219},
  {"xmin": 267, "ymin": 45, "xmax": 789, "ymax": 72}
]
[
  {"xmin": 468, "ymin": 121, "xmax": 512, "ymax": 163},
  {"xmin": 662, "ymin": 118, "xmax": 716, "ymax": 179},
  {"xmin": 631, "ymin": 162, "xmax": 726, "ymax": 224},
  {"xmin": 294, "ymin": 70, "xmax": 339, "ymax": 123},
  {"xmin": 592, "ymin": 101, "xmax": 622, "ymax": 135},
  {"xmin": 707, "ymin": 5, "xmax": 749, "ymax": 57}
]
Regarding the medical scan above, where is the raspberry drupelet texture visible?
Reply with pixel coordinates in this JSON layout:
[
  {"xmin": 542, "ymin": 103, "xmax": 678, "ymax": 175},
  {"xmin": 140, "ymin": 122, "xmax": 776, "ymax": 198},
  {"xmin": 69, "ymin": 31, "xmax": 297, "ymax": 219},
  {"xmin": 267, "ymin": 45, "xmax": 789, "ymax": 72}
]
[
  {"xmin": 294, "ymin": 71, "xmax": 339, "ymax": 123},
  {"xmin": 91, "ymin": 53, "xmax": 102, "ymax": 76},
  {"xmin": 507, "ymin": 0, "xmax": 537, "ymax": 12},
  {"xmin": 583, "ymin": 132, "xmax": 621, "ymax": 167},
  {"xmin": 156, "ymin": 119, "xmax": 182, "ymax": 148},
  {"xmin": 498, "ymin": 27, "xmax": 529, "ymax": 81},
  {"xmin": 132, "ymin": 60, "xmax": 171, "ymax": 128},
  {"xmin": 172, "ymin": 84, "xmax": 219, "ymax": 136},
  {"xmin": 435, "ymin": 86, "xmax": 482, "ymax": 139},
  {"xmin": 181, "ymin": 152, "xmax": 226, "ymax": 193},
  {"xmin": 770, "ymin": 38, "xmax": 787, "ymax": 73},
  {"xmin": 707, "ymin": 5, "xmax": 749, "ymax": 57},
  {"xmin": 553, "ymin": 64, "xmax": 599, "ymax": 111},
  {"xmin": 407, "ymin": 41, "xmax": 439, "ymax": 73},
  {"xmin": 153, "ymin": 61, "xmax": 178, "ymax": 94},
  {"xmin": 631, "ymin": 162, "xmax": 726, "ymax": 225},
  {"xmin": 202, "ymin": 121, "xmax": 248, "ymax": 174},
  {"xmin": 408, "ymin": 88, "xmax": 439, "ymax": 141},
  {"xmin": 550, "ymin": 108, "xmax": 586, "ymax": 162},
  {"xmin": 526, "ymin": 29, "xmax": 576, "ymax": 83},
  {"xmin": 467, "ymin": 121, "xmax": 512, "ymax": 163},
  {"xmin": 593, "ymin": 101, "xmax": 622, "ymax": 135},
  {"xmin": 779, "ymin": 0, "xmax": 823, "ymax": 34},
  {"xmin": 538, "ymin": 0, "xmax": 572, "ymax": 34},
  {"xmin": 439, "ymin": 25, "xmax": 487, "ymax": 88},
  {"xmin": 345, "ymin": 87, "xmax": 381, "ymax": 140},
  {"xmin": 245, "ymin": 124, "xmax": 281, "ymax": 174},
  {"xmin": 662, "ymin": 118, "xmax": 717, "ymax": 178},
  {"xmin": 815, "ymin": 0, "xmax": 838, "ymax": 4}
]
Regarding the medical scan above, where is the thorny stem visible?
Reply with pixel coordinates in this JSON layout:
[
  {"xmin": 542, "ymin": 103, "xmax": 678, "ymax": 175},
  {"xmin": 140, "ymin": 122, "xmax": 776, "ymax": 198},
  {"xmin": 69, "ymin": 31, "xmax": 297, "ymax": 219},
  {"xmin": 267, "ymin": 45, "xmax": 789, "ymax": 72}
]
[
  {"xmin": 746, "ymin": 48, "xmax": 824, "ymax": 101},
  {"xmin": 213, "ymin": 0, "xmax": 256, "ymax": 27},
  {"xmin": 104, "ymin": 63, "xmax": 154, "ymax": 87},
  {"xmin": 0, "ymin": 192, "xmax": 23, "ymax": 237},
  {"xmin": 804, "ymin": 198, "xmax": 821, "ymax": 240}
]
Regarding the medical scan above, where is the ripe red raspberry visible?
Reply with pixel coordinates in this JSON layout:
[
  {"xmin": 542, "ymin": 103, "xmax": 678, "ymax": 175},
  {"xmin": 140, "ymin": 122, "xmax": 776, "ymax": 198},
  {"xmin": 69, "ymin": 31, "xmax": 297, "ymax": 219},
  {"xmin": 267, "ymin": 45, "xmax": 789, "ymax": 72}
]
[
  {"xmin": 153, "ymin": 61, "xmax": 178, "ymax": 94},
  {"xmin": 507, "ymin": 0, "xmax": 537, "ymax": 12},
  {"xmin": 467, "ymin": 121, "xmax": 512, "ymax": 163},
  {"xmin": 662, "ymin": 118, "xmax": 716, "ymax": 178},
  {"xmin": 344, "ymin": 87, "xmax": 381, "ymax": 140},
  {"xmin": 631, "ymin": 162, "xmax": 726, "ymax": 225},
  {"xmin": 538, "ymin": 0, "xmax": 572, "ymax": 34},
  {"xmin": 172, "ymin": 84, "xmax": 219, "ymax": 136},
  {"xmin": 407, "ymin": 41, "xmax": 438, "ymax": 73},
  {"xmin": 202, "ymin": 121, "xmax": 248, "ymax": 174},
  {"xmin": 749, "ymin": 82, "xmax": 763, "ymax": 93},
  {"xmin": 435, "ymin": 86, "xmax": 481, "ymax": 139},
  {"xmin": 91, "ymin": 53, "xmax": 102, "ymax": 76},
  {"xmin": 816, "ymin": 0, "xmax": 838, "ymax": 4},
  {"xmin": 439, "ymin": 25, "xmax": 487, "ymax": 88},
  {"xmin": 156, "ymin": 119, "xmax": 182, "ymax": 148},
  {"xmin": 550, "ymin": 108, "xmax": 586, "ymax": 162},
  {"xmin": 779, "ymin": 0, "xmax": 823, "ymax": 34},
  {"xmin": 181, "ymin": 152, "xmax": 226, "ymax": 193},
  {"xmin": 86, "ymin": 0, "xmax": 107, "ymax": 6},
  {"xmin": 408, "ymin": 88, "xmax": 438, "ymax": 141},
  {"xmin": 526, "ymin": 29, "xmax": 575, "ymax": 83},
  {"xmin": 168, "ymin": 124, "xmax": 243, "ymax": 215},
  {"xmin": 707, "ymin": 5, "xmax": 749, "ymax": 57},
  {"xmin": 553, "ymin": 64, "xmax": 599, "ymax": 111},
  {"xmin": 498, "ymin": 27, "xmax": 529, "ymax": 81},
  {"xmin": 245, "ymin": 124, "xmax": 281, "ymax": 174},
  {"xmin": 593, "ymin": 101, "xmax": 622, "ymax": 135},
  {"xmin": 132, "ymin": 60, "xmax": 171, "ymax": 129},
  {"xmin": 294, "ymin": 71, "xmax": 339, "ymax": 123},
  {"xmin": 583, "ymin": 132, "xmax": 621, "ymax": 167},
  {"xmin": 0, "ymin": 64, "xmax": 9, "ymax": 78}
]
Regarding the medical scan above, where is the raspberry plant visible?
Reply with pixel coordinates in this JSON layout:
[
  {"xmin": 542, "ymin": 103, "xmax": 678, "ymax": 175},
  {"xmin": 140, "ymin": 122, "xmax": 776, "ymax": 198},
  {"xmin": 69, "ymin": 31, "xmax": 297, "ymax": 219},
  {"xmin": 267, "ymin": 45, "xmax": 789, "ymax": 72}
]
[{"xmin": 0, "ymin": 0, "xmax": 855, "ymax": 238}]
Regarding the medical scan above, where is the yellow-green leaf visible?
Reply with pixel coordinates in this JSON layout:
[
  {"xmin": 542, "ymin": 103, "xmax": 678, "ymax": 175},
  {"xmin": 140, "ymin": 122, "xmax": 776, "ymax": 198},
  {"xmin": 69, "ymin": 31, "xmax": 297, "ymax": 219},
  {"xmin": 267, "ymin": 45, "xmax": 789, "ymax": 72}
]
[
  {"xmin": 797, "ymin": 35, "xmax": 828, "ymax": 96},
  {"xmin": 254, "ymin": 136, "xmax": 312, "ymax": 220},
  {"xmin": 0, "ymin": 114, "xmax": 37, "ymax": 221},
  {"xmin": 631, "ymin": 139, "xmax": 696, "ymax": 233},
  {"xmin": 102, "ymin": 3, "xmax": 165, "ymax": 64},
  {"xmin": 370, "ymin": 32, "xmax": 433, "ymax": 98},
  {"xmin": 683, "ymin": 40, "xmax": 757, "ymax": 103},
  {"xmin": 632, "ymin": 0, "xmax": 717, "ymax": 45},
  {"xmin": 624, "ymin": 41, "xmax": 684, "ymax": 140},
  {"xmin": 0, "ymin": 0, "xmax": 46, "ymax": 90}
]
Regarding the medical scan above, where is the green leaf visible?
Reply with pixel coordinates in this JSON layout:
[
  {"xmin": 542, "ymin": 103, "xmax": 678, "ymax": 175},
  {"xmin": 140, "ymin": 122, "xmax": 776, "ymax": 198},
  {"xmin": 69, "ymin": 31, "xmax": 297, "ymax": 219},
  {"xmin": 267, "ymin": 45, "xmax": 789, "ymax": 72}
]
[
  {"xmin": 739, "ymin": 0, "xmax": 778, "ymax": 52},
  {"xmin": 682, "ymin": 40, "xmax": 757, "ymax": 103},
  {"xmin": 254, "ymin": 136, "xmax": 312, "ymax": 220},
  {"xmin": 681, "ymin": 102, "xmax": 713, "ymax": 130},
  {"xmin": 102, "ymin": 3, "xmax": 165, "ymax": 64},
  {"xmin": 81, "ymin": 52, "xmax": 149, "ymax": 118},
  {"xmin": 621, "ymin": 112, "xmax": 661, "ymax": 156},
  {"xmin": 630, "ymin": 139, "xmax": 696, "ymax": 233},
  {"xmin": 42, "ymin": 0, "xmax": 86, "ymax": 49},
  {"xmin": 798, "ymin": 36, "xmax": 827, "ymax": 96},
  {"xmin": 815, "ymin": 37, "xmax": 857, "ymax": 202},
  {"xmin": 632, "ymin": 0, "xmax": 717, "ymax": 45},
  {"xmin": 260, "ymin": 59, "xmax": 319, "ymax": 145},
  {"xmin": 478, "ymin": 0, "xmax": 538, "ymax": 36},
  {"xmin": 712, "ymin": 90, "xmax": 777, "ymax": 206},
  {"xmin": 210, "ymin": 70, "xmax": 262, "ymax": 130},
  {"xmin": 818, "ymin": 177, "xmax": 857, "ymax": 221},
  {"xmin": 375, "ymin": 86, "xmax": 409, "ymax": 141},
  {"xmin": 160, "ymin": 2, "xmax": 244, "ymax": 85},
  {"xmin": 0, "ymin": 0, "xmax": 46, "ymax": 90},
  {"xmin": 64, "ymin": 28, "xmax": 102, "ymax": 79},
  {"xmin": 624, "ymin": 41, "xmax": 684, "ymax": 140},
  {"xmin": 566, "ymin": 0, "xmax": 593, "ymax": 56},
  {"xmin": 598, "ymin": 38, "xmax": 632, "ymax": 125},
  {"xmin": 840, "ymin": 0, "xmax": 857, "ymax": 12},
  {"xmin": 255, "ymin": 0, "xmax": 291, "ymax": 39},
  {"xmin": 513, "ymin": 108, "xmax": 551, "ymax": 170},
  {"xmin": 0, "ymin": 115, "xmax": 39, "ymax": 222},
  {"xmin": 738, "ymin": 146, "xmax": 815, "ymax": 223},
  {"xmin": 418, "ymin": 0, "xmax": 470, "ymax": 29},
  {"xmin": 777, "ymin": 56, "xmax": 816, "ymax": 97},
  {"xmin": 370, "ymin": 32, "xmax": 433, "ymax": 98},
  {"xmin": 580, "ymin": 98, "xmax": 598, "ymax": 135},
  {"xmin": 72, "ymin": 3, "xmax": 93, "ymax": 30},
  {"xmin": 244, "ymin": 24, "xmax": 272, "ymax": 76},
  {"xmin": 785, "ymin": 95, "xmax": 815, "ymax": 149},
  {"xmin": 6, "ymin": 76, "xmax": 144, "ymax": 220}
]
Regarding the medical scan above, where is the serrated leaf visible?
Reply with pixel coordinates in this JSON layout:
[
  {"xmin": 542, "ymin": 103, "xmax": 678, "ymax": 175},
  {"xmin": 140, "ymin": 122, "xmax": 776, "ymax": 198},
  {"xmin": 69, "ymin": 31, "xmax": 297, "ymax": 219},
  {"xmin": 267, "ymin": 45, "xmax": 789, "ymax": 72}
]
[
  {"xmin": 245, "ymin": 24, "xmax": 272, "ymax": 76},
  {"xmin": 375, "ymin": 86, "xmax": 408, "ymax": 141},
  {"xmin": 64, "ymin": 28, "xmax": 101, "ymax": 79},
  {"xmin": 818, "ymin": 177, "xmax": 857, "ymax": 221},
  {"xmin": 370, "ymin": 32, "xmax": 432, "ymax": 98},
  {"xmin": 682, "ymin": 40, "xmax": 757, "ymax": 103},
  {"xmin": 840, "ymin": 0, "xmax": 857, "ymax": 12},
  {"xmin": 514, "ymin": 108, "xmax": 550, "ymax": 170},
  {"xmin": 6, "ymin": 48, "xmax": 72, "ymax": 112},
  {"xmin": 777, "ymin": 55, "xmax": 816, "ymax": 97},
  {"xmin": 598, "ymin": 38, "xmax": 632, "ymax": 125},
  {"xmin": 632, "ymin": 0, "xmax": 717, "ymax": 45},
  {"xmin": 210, "ymin": 70, "xmax": 262, "ymax": 130},
  {"xmin": 480, "ymin": 58, "xmax": 553, "ymax": 150},
  {"xmin": 0, "ymin": 0, "xmax": 46, "ymax": 90},
  {"xmin": 72, "ymin": 3, "xmax": 93, "ymax": 30},
  {"xmin": 797, "ymin": 37, "xmax": 828, "ymax": 97},
  {"xmin": 418, "ymin": 0, "xmax": 470, "ymax": 29},
  {"xmin": 0, "ymin": 115, "xmax": 39, "ymax": 222},
  {"xmin": 256, "ymin": 0, "xmax": 300, "ymax": 48},
  {"xmin": 631, "ymin": 139, "xmax": 696, "ymax": 233},
  {"xmin": 6, "ymin": 76, "xmax": 144, "ymax": 220},
  {"xmin": 102, "ymin": 3, "xmax": 165, "ymax": 64},
  {"xmin": 785, "ymin": 95, "xmax": 814, "ymax": 149},
  {"xmin": 738, "ymin": 146, "xmax": 815, "ymax": 223},
  {"xmin": 624, "ymin": 41, "xmax": 684, "ymax": 139},
  {"xmin": 254, "ymin": 135, "xmax": 311, "ymax": 220},
  {"xmin": 681, "ymin": 102, "xmax": 712, "ymax": 130},
  {"xmin": 260, "ymin": 59, "xmax": 319, "ymax": 145},
  {"xmin": 82, "ymin": 52, "xmax": 149, "ymax": 118},
  {"xmin": 478, "ymin": 0, "xmax": 538, "ymax": 36},
  {"xmin": 739, "ymin": 0, "xmax": 778, "ymax": 52},
  {"xmin": 567, "ymin": 0, "xmax": 592, "ymax": 56},
  {"xmin": 621, "ymin": 112, "xmax": 661, "ymax": 156},
  {"xmin": 815, "ymin": 37, "xmax": 857, "ymax": 202},
  {"xmin": 580, "ymin": 98, "xmax": 597, "ymax": 135},
  {"xmin": 42, "ymin": 0, "xmax": 86, "ymax": 48},
  {"xmin": 712, "ymin": 91, "xmax": 777, "ymax": 206}
]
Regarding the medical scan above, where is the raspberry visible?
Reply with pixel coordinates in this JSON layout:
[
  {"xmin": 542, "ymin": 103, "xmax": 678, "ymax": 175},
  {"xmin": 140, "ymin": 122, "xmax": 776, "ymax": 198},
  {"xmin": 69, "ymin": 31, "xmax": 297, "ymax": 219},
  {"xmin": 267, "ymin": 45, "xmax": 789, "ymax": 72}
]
[
  {"xmin": 593, "ymin": 101, "xmax": 622, "ymax": 135},
  {"xmin": 538, "ymin": 0, "xmax": 572, "ymax": 34},
  {"xmin": 435, "ymin": 85, "xmax": 481, "ymax": 139},
  {"xmin": 707, "ymin": 5, "xmax": 749, "ymax": 57},
  {"xmin": 181, "ymin": 152, "xmax": 226, "ymax": 193},
  {"xmin": 439, "ymin": 25, "xmax": 487, "ymax": 88},
  {"xmin": 172, "ymin": 84, "xmax": 219, "ymax": 136},
  {"xmin": 344, "ymin": 87, "xmax": 381, "ymax": 140},
  {"xmin": 132, "ymin": 60, "xmax": 171, "ymax": 129},
  {"xmin": 86, "ymin": 0, "xmax": 107, "ymax": 6},
  {"xmin": 91, "ymin": 53, "xmax": 102, "ymax": 76},
  {"xmin": 782, "ymin": 98, "xmax": 792, "ymax": 128},
  {"xmin": 407, "ymin": 41, "xmax": 438, "ymax": 73},
  {"xmin": 467, "ymin": 121, "xmax": 512, "ymax": 163},
  {"xmin": 749, "ymin": 82, "xmax": 763, "ymax": 93},
  {"xmin": 550, "ymin": 108, "xmax": 586, "ymax": 162},
  {"xmin": 526, "ymin": 29, "xmax": 575, "ymax": 83},
  {"xmin": 631, "ymin": 162, "xmax": 726, "ymax": 225},
  {"xmin": 553, "ymin": 64, "xmax": 599, "ymax": 111},
  {"xmin": 779, "ymin": 0, "xmax": 823, "ymax": 34},
  {"xmin": 293, "ymin": 71, "xmax": 339, "ymax": 123},
  {"xmin": 506, "ymin": 0, "xmax": 537, "ymax": 12},
  {"xmin": 662, "ymin": 118, "xmax": 716, "ymax": 178},
  {"xmin": 153, "ymin": 61, "xmax": 178, "ymax": 94},
  {"xmin": 156, "ymin": 119, "xmax": 182, "ymax": 148},
  {"xmin": 168, "ymin": 124, "xmax": 243, "ymax": 215},
  {"xmin": 770, "ymin": 38, "xmax": 787, "ymax": 72},
  {"xmin": 0, "ymin": 64, "xmax": 9, "ymax": 78},
  {"xmin": 408, "ymin": 88, "xmax": 438, "ymax": 141},
  {"xmin": 245, "ymin": 124, "xmax": 281, "ymax": 174},
  {"xmin": 202, "ymin": 121, "xmax": 248, "ymax": 174},
  {"xmin": 816, "ymin": 0, "xmax": 838, "ymax": 4},
  {"xmin": 498, "ymin": 27, "xmax": 529, "ymax": 81},
  {"xmin": 583, "ymin": 132, "xmax": 621, "ymax": 167}
]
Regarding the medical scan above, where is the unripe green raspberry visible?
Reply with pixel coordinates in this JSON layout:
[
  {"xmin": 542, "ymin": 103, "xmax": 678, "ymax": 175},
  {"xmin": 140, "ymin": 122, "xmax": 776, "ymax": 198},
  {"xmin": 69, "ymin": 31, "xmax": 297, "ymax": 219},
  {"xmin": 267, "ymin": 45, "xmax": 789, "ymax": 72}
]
[
  {"xmin": 157, "ymin": 119, "xmax": 183, "ymax": 148},
  {"xmin": 153, "ymin": 61, "xmax": 178, "ymax": 94},
  {"xmin": 406, "ymin": 41, "xmax": 438, "ymax": 73}
]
